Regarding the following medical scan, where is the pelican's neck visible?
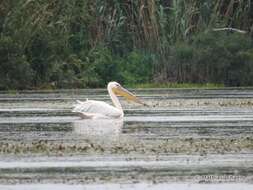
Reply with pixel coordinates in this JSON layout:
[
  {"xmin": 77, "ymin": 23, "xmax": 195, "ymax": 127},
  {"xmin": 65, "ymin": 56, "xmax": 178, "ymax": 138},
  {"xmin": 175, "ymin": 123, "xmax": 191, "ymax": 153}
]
[{"xmin": 108, "ymin": 86, "xmax": 123, "ymax": 112}]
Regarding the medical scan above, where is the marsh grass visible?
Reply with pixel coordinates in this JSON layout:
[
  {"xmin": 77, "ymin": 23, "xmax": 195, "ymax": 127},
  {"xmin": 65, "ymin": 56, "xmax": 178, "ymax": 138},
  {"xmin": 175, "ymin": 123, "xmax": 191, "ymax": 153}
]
[{"xmin": 0, "ymin": 0, "xmax": 252, "ymax": 89}]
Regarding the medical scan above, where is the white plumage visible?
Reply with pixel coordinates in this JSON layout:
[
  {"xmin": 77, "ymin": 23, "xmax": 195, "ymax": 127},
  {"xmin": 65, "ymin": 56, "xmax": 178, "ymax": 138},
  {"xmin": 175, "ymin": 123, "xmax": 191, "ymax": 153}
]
[
  {"xmin": 72, "ymin": 81, "xmax": 144, "ymax": 119},
  {"xmin": 73, "ymin": 100, "xmax": 122, "ymax": 119}
]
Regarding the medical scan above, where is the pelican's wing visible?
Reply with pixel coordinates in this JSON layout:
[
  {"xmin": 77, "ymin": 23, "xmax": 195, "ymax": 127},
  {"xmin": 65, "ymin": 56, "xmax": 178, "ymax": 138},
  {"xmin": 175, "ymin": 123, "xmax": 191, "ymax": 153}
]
[{"xmin": 72, "ymin": 100, "xmax": 122, "ymax": 118}]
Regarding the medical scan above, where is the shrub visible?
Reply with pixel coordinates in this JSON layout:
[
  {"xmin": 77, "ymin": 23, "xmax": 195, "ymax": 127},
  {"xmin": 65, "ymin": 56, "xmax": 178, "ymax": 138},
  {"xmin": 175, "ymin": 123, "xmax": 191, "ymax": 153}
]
[
  {"xmin": 163, "ymin": 32, "xmax": 253, "ymax": 86},
  {"xmin": 0, "ymin": 36, "xmax": 33, "ymax": 90},
  {"xmin": 118, "ymin": 51, "xmax": 154, "ymax": 85}
]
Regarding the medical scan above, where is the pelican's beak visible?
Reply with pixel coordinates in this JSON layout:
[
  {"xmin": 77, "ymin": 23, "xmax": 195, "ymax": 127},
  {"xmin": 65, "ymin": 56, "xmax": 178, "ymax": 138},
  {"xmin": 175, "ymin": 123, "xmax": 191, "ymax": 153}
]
[{"xmin": 113, "ymin": 86, "xmax": 147, "ymax": 106}]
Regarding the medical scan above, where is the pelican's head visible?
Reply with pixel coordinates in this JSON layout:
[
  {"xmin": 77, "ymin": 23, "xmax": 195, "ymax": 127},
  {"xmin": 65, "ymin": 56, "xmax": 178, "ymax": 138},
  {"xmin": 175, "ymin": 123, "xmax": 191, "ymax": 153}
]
[{"xmin": 107, "ymin": 82, "xmax": 146, "ymax": 106}]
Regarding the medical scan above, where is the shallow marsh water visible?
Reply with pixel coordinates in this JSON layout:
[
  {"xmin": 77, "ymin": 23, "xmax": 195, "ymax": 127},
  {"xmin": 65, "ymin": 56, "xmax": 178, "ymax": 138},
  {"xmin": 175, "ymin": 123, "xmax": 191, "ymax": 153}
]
[{"xmin": 0, "ymin": 88, "xmax": 253, "ymax": 189}]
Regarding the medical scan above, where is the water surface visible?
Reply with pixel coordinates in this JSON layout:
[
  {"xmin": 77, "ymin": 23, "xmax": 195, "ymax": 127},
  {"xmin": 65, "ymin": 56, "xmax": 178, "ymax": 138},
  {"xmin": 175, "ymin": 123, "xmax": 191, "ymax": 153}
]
[{"xmin": 0, "ymin": 88, "xmax": 252, "ymax": 187}]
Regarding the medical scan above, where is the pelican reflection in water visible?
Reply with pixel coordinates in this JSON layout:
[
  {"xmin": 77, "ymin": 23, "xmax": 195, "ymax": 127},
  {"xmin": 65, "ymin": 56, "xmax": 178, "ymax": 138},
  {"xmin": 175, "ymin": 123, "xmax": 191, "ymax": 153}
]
[
  {"xmin": 73, "ymin": 119, "xmax": 123, "ymax": 138},
  {"xmin": 72, "ymin": 81, "xmax": 145, "ymax": 119}
]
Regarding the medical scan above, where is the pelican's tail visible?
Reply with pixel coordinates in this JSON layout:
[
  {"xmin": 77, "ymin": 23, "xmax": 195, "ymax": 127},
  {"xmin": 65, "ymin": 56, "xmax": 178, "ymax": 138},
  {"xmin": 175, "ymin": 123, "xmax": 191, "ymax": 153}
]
[
  {"xmin": 76, "ymin": 100, "xmax": 83, "ymax": 104},
  {"xmin": 72, "ymin": 99, "xmax": 87, "ymax": 113}
]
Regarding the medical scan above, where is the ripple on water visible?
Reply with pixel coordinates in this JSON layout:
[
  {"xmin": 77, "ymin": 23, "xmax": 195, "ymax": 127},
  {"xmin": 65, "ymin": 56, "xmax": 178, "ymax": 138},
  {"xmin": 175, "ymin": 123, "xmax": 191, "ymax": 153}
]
[{"xmin": 0, "ymin": 88, "xmax": 252, "ymax": 185}]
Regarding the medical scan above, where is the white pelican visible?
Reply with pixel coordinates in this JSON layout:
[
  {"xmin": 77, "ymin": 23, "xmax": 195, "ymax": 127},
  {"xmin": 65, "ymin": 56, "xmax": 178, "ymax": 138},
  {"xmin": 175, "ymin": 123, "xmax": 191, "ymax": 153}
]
[{"xmin": 72, "ymin": 81, "xmax": 145, "ymax": 119}]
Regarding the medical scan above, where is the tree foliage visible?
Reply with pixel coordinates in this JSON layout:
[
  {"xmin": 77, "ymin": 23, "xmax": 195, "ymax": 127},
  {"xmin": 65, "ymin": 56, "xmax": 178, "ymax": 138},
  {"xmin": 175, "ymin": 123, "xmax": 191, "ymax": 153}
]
[{"xmin": 0, "ymin": 0, "xmax": 252, "ymax": 89}]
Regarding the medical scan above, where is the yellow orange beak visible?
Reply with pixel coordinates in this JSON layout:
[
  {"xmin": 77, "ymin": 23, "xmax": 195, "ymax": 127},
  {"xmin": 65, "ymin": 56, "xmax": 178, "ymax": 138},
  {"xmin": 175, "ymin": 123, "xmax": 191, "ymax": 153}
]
[{"xmin": 112, "ymin": 86, "xmax": 147, "ymax": 106}]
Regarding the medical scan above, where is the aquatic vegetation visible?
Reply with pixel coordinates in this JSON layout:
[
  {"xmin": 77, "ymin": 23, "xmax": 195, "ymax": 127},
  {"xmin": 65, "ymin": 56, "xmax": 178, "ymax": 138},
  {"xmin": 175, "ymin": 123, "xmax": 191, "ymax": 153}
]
[{"xmin": 1, "ymin": 137, "xmax": 252, "ymax": 156}]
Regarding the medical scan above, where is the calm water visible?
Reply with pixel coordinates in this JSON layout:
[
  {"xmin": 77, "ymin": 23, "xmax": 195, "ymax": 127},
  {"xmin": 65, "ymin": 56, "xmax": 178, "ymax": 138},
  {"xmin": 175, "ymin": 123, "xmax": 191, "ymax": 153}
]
[{"xmin": 0, "ymin": 88, "xmax": 253, "ymax": 189}]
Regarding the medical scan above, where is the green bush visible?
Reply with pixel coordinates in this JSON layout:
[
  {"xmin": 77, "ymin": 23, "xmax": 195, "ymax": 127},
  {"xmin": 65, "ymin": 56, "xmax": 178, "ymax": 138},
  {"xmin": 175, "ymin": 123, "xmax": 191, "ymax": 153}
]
[
  {"xmin": 76, "ymin": 47, "xmax": 154, "ymax": 87},
  {"xmin": 119, "ymin": 51, "xmax": 154, "ymax": 85},
  {"xmin": 0, "ymin": 36, "xmax": 33, "ymax": 90},
  {"xmin": 0, "ymin": 1, "xmax": 253, "ymax": 89},
  {"xmin": 164, "ymin": 32, "xmax": 253, "ymax": 86}
]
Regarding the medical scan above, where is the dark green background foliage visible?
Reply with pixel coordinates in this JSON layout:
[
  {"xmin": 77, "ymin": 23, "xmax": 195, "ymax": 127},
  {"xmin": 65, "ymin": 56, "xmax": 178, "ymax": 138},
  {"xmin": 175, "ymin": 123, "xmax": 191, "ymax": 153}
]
[{"xmin": 0, "ymin": 0, "xmax": 252, "ymax": 89}]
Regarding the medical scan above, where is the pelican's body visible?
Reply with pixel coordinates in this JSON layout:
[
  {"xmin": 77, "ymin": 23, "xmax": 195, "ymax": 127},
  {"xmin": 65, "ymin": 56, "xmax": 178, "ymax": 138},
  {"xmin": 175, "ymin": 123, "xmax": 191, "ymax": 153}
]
[
  {"xmin": 73, "ymin": 100, "xmax": 123, "ymax": 119},
  {"xmin": 72, "ymin": 82, "xmax": 144, "ymax": 119}
]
